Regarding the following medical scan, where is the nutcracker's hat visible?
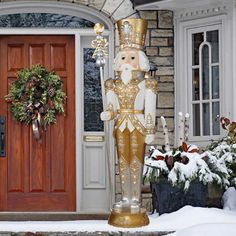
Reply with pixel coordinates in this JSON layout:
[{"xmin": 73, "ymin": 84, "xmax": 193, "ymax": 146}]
[{"xmin": 117, "ymin": 18, "xmax": 148, "ymax": 50}]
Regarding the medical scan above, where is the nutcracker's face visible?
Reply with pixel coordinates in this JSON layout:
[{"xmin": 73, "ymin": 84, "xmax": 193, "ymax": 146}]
[
  {"xmin": 114, "ymin": 48, "xmax": 150, "ymax": 73},
  {"xmin": 118, "ymin": 49, "xmax": 140, "ymax": 71}
]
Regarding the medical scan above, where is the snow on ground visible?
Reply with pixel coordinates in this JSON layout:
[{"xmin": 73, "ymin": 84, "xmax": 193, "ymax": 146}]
[
  {"xmin": 222, "ymin": 187, "xmax": 236, "ymax": 211},
  {"xmin": 0, "ymin": 206, "xmax": 236, "ymax": 233},
  {"xmin": 170, "ymin": 223, "xmax": 236, "ymax": 236},
  {"xmin": 151, "ymin": 205, "xmax": 236, "ymax": 231}
]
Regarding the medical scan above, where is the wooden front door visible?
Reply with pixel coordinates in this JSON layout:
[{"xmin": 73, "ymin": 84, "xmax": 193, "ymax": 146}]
[{"xmin": 0, "ymin": 35, "xmax": 76, "ymax": 211}]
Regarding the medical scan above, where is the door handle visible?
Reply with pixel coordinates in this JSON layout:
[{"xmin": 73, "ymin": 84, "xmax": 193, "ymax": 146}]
[
  {"xmin": 0, "ymin": 116, "xmax": 6, "ymax": 157},
  {"xmin": 1, "ymin": 132, "xmax": 5, "ymax": 150}
]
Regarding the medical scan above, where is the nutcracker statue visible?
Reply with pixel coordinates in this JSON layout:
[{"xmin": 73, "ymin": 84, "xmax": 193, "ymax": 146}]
[{"xmin": 100, "ymin": 18, "xmax": 158, "ymax": 228}]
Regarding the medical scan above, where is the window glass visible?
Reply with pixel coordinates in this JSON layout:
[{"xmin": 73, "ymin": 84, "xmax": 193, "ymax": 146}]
[
  {"xmin": 193, "ymin": 104, "xmax": 200, "ymax": 136},
  {"xmin": 202, "ymin": 45, "xmax": 210, "ymax": 100},
  {"xmin": 203, "ymin": 103, "xmax": 210, "ymax": 136},
  {"xmin": 0, "ymin": 13, "xmax": 95, "ymax": 28},
  {"xmin": 192, "ymin": 32, "xmax": 204, "ymax": 65},
  {"xmin": 192, "ymin": 69, "xmax": 200, "ymax": 100},
  {"xmin": 207, "ymin": 30, "xmax": 219, "ymax": 63},
  {"xmin": 212, "ymin": 66, "xmax": 219, "ymax": 99},
  {"xmin": 212, "ymin": 102, "xmax": 220, "ymax": 135}
]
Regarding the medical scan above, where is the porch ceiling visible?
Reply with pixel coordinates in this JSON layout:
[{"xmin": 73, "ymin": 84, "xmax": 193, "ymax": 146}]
[{"xmin": 134, "ymin": 0, "xmax": 233, "ymax": 11}]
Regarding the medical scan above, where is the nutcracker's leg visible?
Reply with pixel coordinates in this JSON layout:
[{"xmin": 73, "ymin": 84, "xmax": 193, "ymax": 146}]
[
  {"xmin": 130, "ymin": 129, "xmax": 146, "ymax": 213},
  {"xmin": 113, "ymin": 129, "xmax": 131, "ymax": 212}
]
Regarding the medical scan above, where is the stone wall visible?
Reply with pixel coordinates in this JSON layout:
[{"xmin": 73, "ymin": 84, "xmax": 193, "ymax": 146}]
[
  {"xmin": 115, "ymin": 10, "xmax": 175, "ymax": 212},
  {"xmin": 140, "ymin": 10, "xmax": 174, "ymax": 149}
]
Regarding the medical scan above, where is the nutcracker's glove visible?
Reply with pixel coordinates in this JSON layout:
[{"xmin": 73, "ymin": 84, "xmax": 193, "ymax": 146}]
[
  {"xmin": 145, "ymin": 134, "xmax": 155, "ymax": 144},
  {"xmin": 100, "ymin": 111, "xmax": 113, "ymax": 121}
]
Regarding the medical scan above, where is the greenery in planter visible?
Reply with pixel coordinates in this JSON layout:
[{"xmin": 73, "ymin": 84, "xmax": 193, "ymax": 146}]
[{"xmin": 144, "ymin": 115, "xmax": 234, "ymax": 191}]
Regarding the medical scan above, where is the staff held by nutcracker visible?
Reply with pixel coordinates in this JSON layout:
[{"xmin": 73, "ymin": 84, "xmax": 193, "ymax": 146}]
[{"xmin": 91, "ymin": 23, "xmax": 113, "ymax": 207}]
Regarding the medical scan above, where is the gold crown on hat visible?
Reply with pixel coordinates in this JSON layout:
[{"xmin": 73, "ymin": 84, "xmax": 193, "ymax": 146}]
[{"xmin": 117, "ymin": 18, "xmax": 148, "ymax": 50}]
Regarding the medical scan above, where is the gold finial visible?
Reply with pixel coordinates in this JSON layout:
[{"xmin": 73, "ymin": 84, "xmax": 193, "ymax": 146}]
[
  {"xmin": 91, "ymin": 23, "xmax": 108, "ymax": 67},
  {"xmin": 94, "ymin": 23, "xmax": 105, "ymax": 35}
]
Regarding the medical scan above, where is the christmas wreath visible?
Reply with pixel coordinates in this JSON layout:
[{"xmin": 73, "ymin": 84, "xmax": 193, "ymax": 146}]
[{"xmin": 5, "ymin": 64, "xmax": 66, "ymax": 139}]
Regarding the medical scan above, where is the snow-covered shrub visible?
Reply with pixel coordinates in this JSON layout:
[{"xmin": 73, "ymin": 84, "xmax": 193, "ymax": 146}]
[
  {"xmin": 204, "ymin": 138, "xmax": 236, "ymax": 188},
  {"xmin": 204, "ymin": 117, "xmax": 236, "ymax": 188},
  {"xmin": 144, "ymin": 116, "xmax": 236, "ymax": 191},
  {"xmin": 144, "ymin": 143, "xmax": 226, "ymax": 191}
]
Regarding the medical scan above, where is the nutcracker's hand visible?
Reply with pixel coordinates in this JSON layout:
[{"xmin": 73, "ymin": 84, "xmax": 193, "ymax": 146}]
[
  {"xmin": 100, "ymin": 111, "xmax": 112, "ymax": 121},
  {"xmin": 145, "ymin": 134, "xmax": 155, "ymax": 144}
]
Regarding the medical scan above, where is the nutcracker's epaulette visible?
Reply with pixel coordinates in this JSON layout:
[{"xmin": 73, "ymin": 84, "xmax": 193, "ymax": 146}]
[
  {"xmin": 105, "ymin": 78, "xmax": 114, "ymax": 93},
  {"xmin": 145, "ymin": 78, "xmax": 158, "ymax": 95},
  {"xmin": 114, "ymin": 78, "xmax": 122, "ymax": 85}
]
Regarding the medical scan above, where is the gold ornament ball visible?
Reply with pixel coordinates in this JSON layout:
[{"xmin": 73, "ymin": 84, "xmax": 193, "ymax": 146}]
[{"xmin": 94, "ymin": 23, "xmax": 104, "ymax": 35}]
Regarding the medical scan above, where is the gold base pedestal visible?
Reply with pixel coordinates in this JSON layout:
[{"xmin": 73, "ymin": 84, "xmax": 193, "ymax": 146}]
[{"xmin": 108, "ymin": 208, "xmax": 149, "ymax": 228}]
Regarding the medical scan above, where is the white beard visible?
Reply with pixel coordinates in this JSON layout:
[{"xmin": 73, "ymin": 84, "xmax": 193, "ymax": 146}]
[{"xmin": 120, "ymin": 64, "xmax": 134, "ymax": 84}]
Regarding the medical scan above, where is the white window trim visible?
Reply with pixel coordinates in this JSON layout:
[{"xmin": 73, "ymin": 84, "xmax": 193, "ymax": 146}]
[
  {"xmin": 175, "ymin": 14, "xmax": 232, "ymax": 147},
  {"xmin": 187, "ymin": 24, "xmax": 221, "ymax": 142}
]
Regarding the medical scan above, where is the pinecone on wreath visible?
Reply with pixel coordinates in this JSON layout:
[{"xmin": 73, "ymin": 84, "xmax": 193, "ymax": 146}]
[{"xmin": 48, "ymin": 87, "xmax": 55, "ymax": 97}]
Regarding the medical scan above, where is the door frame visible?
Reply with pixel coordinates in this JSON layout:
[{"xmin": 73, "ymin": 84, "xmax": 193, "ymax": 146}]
[{"xmin": 0, "ymin": 28, "xmax": 115, "ymax": 213}]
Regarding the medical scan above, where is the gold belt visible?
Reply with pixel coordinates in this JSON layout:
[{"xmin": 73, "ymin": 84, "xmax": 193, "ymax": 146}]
[{"xmin": 117, "ymin": 109, "xmax": 144, "ymax": 114}]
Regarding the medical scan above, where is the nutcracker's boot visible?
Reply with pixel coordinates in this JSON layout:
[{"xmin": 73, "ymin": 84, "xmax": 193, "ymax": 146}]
[{"xmin": 113, "ymin": 156, "xmax": 131, "ymax": 212}]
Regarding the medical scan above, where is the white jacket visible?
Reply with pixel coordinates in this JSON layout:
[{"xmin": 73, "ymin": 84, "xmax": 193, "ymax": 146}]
[{"xmin": 104, "ymin": 71, "xmax": 157, "ymax": 135}]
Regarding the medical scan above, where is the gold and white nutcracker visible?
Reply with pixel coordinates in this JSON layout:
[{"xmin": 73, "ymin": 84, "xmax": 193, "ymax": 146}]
[{"xmin": 101, "ymin": 18, "xmax": 158, "ymax": 228}]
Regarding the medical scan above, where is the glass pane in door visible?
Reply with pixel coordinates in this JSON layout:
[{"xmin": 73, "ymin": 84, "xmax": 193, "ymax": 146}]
[{"xmin": 83, "ymin": 48, "xmax": 104, "ymax": 132}]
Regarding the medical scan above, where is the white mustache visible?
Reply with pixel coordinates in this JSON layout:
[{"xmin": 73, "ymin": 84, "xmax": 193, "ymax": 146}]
[{"xmin": 120, "ymin": 63, "xmax": 134, "ymax": 71}]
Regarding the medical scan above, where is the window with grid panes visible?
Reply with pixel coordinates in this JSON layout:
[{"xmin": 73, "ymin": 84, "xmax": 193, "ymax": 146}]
[{"xmin": 190, "ymin": 27, "xmax": 220, "ymax": 138}]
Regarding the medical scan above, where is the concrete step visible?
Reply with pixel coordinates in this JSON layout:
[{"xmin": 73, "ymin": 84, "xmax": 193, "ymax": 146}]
[
  {"xmin": 0, "ymin": 232, "xmax": 174, "ymax": 236},
  {"xmin": 0, "ymin": 214, "xmax": 109, "ymax": 221}
]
